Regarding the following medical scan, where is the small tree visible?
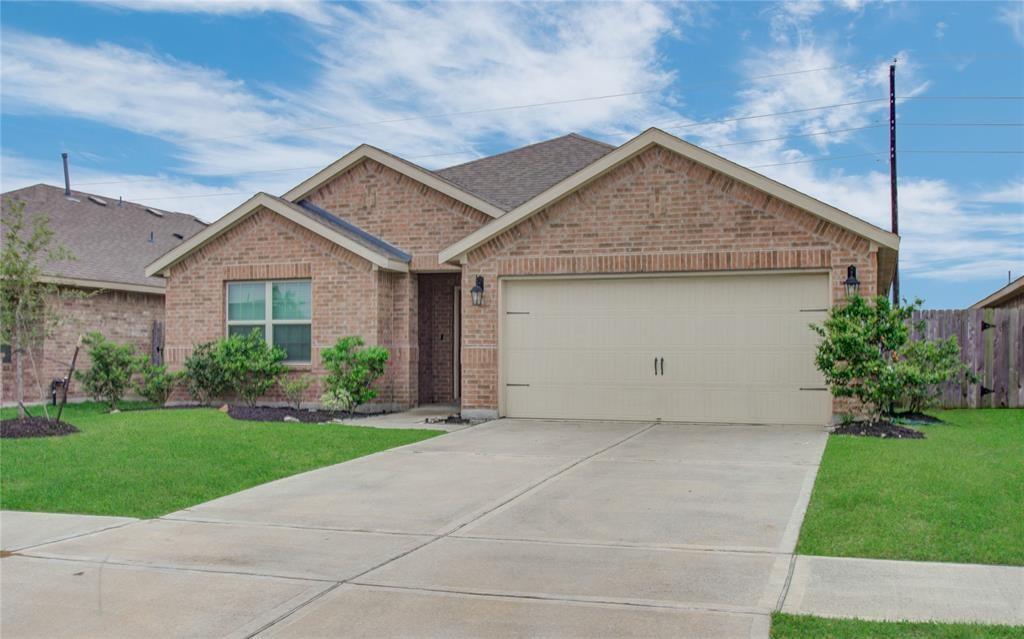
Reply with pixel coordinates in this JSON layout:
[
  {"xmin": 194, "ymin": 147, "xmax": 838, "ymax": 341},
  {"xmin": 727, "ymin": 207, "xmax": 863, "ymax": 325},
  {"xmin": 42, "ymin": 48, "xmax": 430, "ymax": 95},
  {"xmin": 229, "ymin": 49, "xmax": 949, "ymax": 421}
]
[
  {"xmin": 279, "ymin": 374, "xmax": 313, "ymax": 410},
  {"xmin": 0, "ymin": 199, "xmax": 76, "ymax": 418},
  {"xmin": 75, "ymin": 333, "xmax": 145, "ymax": 410},
  {"xmin": 898, "ymin": 336, "xmax": 973, "ymax": 414},
  {"xmin": 321, "ymin": 336, "xmax": 389, "ymax": 413},
  {"xmin": 182, "ymin": 341, "xmax": 229, "ymax": 405},
  {"xmin": 215, "ymin": 329, "xmax": 287, "ymax": 407},
  {"xmin": 134, "ymin": 361, "xmax": 180, "ymax": 406},
  {"xmin": 811, "ymin": 295, "xmax": 919, "ymax": 422}
]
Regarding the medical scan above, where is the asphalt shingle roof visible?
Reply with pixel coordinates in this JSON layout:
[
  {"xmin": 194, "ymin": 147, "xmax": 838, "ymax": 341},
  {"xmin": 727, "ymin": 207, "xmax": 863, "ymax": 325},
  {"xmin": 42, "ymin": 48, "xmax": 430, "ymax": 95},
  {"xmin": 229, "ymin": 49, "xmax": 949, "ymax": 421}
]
[
  {"xmin": 1, "ymin": 184, "xmax": 207, "ymax": 289},
  {"xmin": 271, "ymin": 196, "xmax": 411, "ymax": 263},
  {"xmin": 435, "ymin": 133, "xmax": 615, "ymax": 211}
]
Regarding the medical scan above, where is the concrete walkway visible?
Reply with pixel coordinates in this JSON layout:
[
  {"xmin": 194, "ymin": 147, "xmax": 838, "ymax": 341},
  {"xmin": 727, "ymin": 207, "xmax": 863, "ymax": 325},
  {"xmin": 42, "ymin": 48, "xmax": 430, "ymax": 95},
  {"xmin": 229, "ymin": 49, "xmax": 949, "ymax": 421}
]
[
  {"xmin": 782, "ymin": 555, "xmax": 1024, "ymax": 626},
  {"xmin": 1, "ymin": 511, "xmax": 137, "ymax": 552},
  {"xmin": 1, "ymin": 419, "xmax": 828, "ymax": 638}
]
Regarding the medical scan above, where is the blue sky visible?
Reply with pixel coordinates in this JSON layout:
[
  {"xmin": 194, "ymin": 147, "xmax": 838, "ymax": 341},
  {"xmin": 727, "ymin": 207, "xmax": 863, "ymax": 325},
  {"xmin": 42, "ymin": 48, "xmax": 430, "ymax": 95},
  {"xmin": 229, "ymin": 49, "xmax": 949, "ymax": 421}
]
[{"xmin": 2, "ymin": 0, "xmax": 1021, "ymax": 308}]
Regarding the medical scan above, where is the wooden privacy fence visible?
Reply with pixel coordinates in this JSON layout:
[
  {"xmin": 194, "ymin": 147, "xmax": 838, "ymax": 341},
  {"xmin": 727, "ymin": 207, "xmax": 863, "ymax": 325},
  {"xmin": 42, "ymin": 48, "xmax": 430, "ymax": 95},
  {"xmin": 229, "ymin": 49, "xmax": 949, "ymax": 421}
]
[{"xmin": 910, "ymin": 308, "xmax": 1023, "ymax": 409}]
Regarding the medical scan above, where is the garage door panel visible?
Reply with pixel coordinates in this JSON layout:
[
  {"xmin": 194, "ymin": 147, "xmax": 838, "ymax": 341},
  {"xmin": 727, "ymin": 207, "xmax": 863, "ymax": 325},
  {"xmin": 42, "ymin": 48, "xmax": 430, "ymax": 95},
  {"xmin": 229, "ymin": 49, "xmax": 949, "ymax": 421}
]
[{"xmin": 501, "ymin": 273, "xmax": 831, "ymax": 425}]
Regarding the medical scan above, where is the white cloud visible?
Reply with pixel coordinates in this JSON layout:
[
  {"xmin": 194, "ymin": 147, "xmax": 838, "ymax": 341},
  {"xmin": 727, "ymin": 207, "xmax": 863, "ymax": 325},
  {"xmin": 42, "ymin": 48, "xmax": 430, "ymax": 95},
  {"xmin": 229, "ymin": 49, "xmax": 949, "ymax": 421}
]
[
  {"xmin": 934, "ymin": 21, "xmax": 947, "ymax": 39},
  {"xmin": 95, "ymin": 0, "xmax": 332, "ymax": 24},
  {"xmin": 973, "ymin": 180, "xmax": 1024, "ymax": 204},
  {"xmin": 998, "ymin": 3, "xmax": 1024, "ymax": 44}
]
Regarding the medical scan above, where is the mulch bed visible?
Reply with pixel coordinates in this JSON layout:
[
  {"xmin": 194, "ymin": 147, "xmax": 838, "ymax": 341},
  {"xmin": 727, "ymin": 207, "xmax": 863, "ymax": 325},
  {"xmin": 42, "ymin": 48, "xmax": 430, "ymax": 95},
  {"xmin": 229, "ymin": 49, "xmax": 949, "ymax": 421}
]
[
  {"xmin": 893, "ymin": 411, "xmax": 943, "ymax": 424},
  {"xmin": 1, "ymin": 416, "xmax": 80, "ymax": 439},
  {"xmin": 832, "ymin": 420, "xmax": 925, "ymax": 439},
  {"xmin": 226, "ymin": 405, "xmax": 370, "ymax": 423}
]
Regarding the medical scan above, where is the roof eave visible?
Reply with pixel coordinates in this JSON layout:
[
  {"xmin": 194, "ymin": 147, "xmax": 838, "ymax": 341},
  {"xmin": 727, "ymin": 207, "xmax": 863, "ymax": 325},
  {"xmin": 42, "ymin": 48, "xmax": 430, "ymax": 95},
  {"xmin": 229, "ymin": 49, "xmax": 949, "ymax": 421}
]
[
  {"xmin": 39, "ymin": 275, "xmax": 165, "ymax": 295},
  {"xmin": 439, "ymin": 128, "xmax": 900, "ymax": 264},
  {"xmin": 970, "ymin": 276, "xmax": 1024, "ymax": 308},
  {"xmin": 281, "ymin": 145, "xmax": 506, "ymax": 219}
]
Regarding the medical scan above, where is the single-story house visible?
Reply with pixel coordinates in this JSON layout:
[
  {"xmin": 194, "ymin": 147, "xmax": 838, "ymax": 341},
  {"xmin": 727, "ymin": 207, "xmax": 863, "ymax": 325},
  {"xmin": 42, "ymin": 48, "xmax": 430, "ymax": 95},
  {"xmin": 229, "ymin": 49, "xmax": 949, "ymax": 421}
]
[
  {"xmin": 1, "ymin": 183, "xmax": 206, "ymax": 405},
  {"xmin": 147, "ymin": 128, "xmax": 899, "ymax": 424},
  {"xmin": 970, "ymin": 276, "xmax": 1023, "ymax": 310}
]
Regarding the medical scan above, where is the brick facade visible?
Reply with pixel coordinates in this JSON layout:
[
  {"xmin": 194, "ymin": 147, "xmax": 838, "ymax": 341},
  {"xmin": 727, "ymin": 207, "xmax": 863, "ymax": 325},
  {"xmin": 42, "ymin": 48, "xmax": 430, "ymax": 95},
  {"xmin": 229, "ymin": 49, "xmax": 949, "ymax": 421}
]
[
  {"xmin": 459, "ymin": 146, "xmax": 878, "ymax": 416},
  {"xmin": 1, "ymin": 287, "xmax": 164, "ymax": 405}
]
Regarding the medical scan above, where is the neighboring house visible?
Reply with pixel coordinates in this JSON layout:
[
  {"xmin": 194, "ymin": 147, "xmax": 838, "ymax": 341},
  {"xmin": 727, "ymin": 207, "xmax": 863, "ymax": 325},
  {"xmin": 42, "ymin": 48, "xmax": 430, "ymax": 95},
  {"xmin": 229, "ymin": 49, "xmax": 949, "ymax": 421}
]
[
  {"xmin": 970, "ymin": 276, "xmax": 1024, "ymax": 310},
  {"xmin": 1, "ymin": 184, "xmax": 206, "ymax": 404},
  {"xmin": 147, "ymin": 128, "xmax": 899, "ymax": 424}
]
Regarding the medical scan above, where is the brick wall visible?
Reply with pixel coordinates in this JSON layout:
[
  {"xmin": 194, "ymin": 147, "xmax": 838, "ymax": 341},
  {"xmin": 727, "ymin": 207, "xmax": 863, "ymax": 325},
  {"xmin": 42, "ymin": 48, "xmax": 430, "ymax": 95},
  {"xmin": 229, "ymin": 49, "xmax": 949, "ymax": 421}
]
[
  {"xmin": 417, "ymin": 273, "xmax": 459, "ymax": 404},
  {"xmin": 459, "ymin": 146, "xmax": 878, "ymax": 416},
  {"xmin": 1, "ymin": 287, "xmax": 164, "ymax": 405},
  {"xmin": 163, "ymin": 207, "xmax": 385, "ymax": 405},
  {"xmin": 304, "ymin": 158, "xmax": 491, "ymax": 270}
]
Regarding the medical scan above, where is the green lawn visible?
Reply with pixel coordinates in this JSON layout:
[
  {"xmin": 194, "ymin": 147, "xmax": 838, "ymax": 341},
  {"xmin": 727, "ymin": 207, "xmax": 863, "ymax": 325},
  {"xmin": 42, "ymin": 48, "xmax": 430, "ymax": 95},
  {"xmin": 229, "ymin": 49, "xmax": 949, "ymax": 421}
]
[
  {"xmin": 797, "ymin": 408, "xmax": 1023, "ymax": 566},
  {"xmin": 1, "ymin": 402, "xmax": 441, "ymax": 519},
  {"xmin": 771, "ymin": 613, "xmax": 1022, "ymax": 638}
]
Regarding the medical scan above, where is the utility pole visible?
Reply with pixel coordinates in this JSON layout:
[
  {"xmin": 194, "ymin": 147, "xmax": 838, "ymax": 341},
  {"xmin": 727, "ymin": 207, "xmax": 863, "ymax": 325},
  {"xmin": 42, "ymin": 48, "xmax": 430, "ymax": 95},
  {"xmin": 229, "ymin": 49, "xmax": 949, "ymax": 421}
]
[{"xmin": 889, "ymin": 60, "xmax": 900, "ymax": 306}]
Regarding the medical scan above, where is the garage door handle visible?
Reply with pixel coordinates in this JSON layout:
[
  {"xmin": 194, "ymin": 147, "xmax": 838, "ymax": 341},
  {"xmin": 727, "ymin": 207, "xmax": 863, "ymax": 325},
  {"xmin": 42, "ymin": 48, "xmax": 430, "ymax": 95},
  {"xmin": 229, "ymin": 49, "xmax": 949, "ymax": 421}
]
[
  {"xmin": 660, "ymin": 357, "xmax": 664, "ymax": 376},
  {"xmin": 654, "ymin": 357, "xmax": 658, "ymax": 375}
]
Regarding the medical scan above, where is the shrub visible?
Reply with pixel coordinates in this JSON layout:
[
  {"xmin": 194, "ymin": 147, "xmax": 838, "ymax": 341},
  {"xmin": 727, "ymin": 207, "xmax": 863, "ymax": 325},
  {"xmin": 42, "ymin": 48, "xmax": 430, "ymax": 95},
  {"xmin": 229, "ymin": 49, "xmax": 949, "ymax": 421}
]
[
  {"xmin": 182, "ymin": 341, "xmax": 228, "ymax": 405},
  {"xmin": 320, "ymin": 387, "xmax": 353, "ymax": 415},
  {"xmin": 279, "ymin": 375, "xmax": 314, "ymax": 410},
  {"xmin": 134, "ymin": 361, "xmax": 180, "ymax": 406},
  {"xmin": 811, "ymin": 295, "xmax": 918, "ymax": 422},
  {"xmin": 321, "ymin": 336, "xmax": 389, "ymax": 412},
  {"xmin": 74, "ymin": 332, "xmax": 144, "ymax": 410},
  {"xmin": 216, "ymin": 329, "xmax": 287, "ymax": 407},
  {"xmin": 898, "ymin": 336, "xmax": 974, "ymax": 414}
]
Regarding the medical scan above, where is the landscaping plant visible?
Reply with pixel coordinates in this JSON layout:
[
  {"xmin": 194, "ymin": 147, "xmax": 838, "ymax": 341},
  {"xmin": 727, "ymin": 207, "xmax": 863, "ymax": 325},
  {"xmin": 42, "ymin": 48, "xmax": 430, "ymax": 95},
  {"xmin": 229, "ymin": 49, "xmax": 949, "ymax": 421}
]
[
  {"xmin": 321, "ymin": 336, "xmax": 389, "ymax": 413},
  {"xmin": 215, "ymin": 329, "xmax": 287, "ymax": 407},
  {"xmin": 182, "ymin": 341, "xmax": 229, "ymax": 405},
  {"xmin": 279, "ymin": 374, "xmax": 314, "ymax": 410},
  {"xmin": 898, "ymin": 337, "xmax": 974, "ymax": 415},
  {"xmin": 134, "ymin": 361, "xmax": 180, "ymax": 406},
  {"xmin": 0, "ymin": 199, "xmax": 78, "ymax": 418},
  {"xmin": 74, "ymin": 332, "xmax": 145, "ymax": 411},
  {"xmin": 320, "ymin": 387, "xmax": 354, "ymax": 415}
]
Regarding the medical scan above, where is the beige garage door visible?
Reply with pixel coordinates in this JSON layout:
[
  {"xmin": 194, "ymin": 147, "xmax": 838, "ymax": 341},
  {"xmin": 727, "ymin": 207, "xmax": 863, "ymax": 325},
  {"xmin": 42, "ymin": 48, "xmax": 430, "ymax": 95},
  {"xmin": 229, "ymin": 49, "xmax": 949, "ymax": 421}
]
[{"xmin": 501, "ymin": 272, "xmax": 831, "ymax": 425}]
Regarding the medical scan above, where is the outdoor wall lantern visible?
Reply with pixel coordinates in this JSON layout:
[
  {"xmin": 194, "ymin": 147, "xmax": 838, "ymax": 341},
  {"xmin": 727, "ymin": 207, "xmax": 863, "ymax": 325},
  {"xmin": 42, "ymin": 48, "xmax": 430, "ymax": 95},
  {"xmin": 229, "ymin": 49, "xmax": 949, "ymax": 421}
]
[
  {"xmin": 844, "ymin": 265, "xmax": 860, "ymax": 298},
  {"xmin": 470, "ymin": 275, "xmax": 485, "ymax": 306}
]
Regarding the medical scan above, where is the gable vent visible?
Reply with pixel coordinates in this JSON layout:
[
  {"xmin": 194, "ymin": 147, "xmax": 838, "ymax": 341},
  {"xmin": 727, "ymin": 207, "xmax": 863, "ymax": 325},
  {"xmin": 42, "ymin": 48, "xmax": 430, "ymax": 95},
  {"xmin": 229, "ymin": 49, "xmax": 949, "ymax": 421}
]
[
  {"xmin": 88, "ymin": 195, "xmax": 107, "ymax": 206},
  {"xmin": 145, "ymin": 207, "xmax": 164, "ymax": 217}
]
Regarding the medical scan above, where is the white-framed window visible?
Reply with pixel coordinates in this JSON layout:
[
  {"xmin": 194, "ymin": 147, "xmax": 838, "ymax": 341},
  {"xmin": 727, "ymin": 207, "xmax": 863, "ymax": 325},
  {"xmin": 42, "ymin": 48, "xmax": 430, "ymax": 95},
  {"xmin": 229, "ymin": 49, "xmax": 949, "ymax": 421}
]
[{"xmin": 226, "ymin": 280, "xmax": 312, "ymax": 363}]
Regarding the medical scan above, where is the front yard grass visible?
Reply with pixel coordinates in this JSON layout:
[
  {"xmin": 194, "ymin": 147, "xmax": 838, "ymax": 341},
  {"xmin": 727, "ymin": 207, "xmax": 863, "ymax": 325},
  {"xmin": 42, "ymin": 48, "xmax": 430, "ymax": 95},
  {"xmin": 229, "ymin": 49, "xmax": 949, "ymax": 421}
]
[
  {"xmin": 796, "ymin": 408, "xmax": 1023, "ymax": 566},
  {"xmin": 771, "ymin": 613, "xmax": 1022, "ymax": 638},
  {"xmin": 1, "ymin": 402, "xmax": 441, "ymax": 519}
]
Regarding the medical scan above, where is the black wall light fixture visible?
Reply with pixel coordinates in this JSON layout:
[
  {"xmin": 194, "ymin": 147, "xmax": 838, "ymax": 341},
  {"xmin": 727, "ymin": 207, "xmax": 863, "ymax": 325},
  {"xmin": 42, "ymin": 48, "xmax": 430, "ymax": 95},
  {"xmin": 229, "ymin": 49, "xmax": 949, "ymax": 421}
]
[
  {"xmin": 471, "ymin": 275, "xmax": 485, "ymax": 306},
  {"xmin": 844, "ymin": 265, "xmax": 860, "ymax": 298}
]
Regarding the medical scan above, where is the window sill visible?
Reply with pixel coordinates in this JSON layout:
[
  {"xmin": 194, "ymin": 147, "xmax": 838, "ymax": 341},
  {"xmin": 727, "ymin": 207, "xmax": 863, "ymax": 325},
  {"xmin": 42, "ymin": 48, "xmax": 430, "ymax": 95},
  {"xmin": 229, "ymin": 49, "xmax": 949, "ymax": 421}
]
[{"xmin": 284, "ymin": 363, "xmax": 313, "ymax": 371}]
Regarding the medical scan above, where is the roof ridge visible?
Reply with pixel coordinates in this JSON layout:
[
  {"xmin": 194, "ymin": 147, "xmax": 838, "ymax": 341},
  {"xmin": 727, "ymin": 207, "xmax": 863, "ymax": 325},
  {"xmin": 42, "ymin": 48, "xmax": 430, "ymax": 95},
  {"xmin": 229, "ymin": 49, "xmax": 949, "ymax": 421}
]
[
  {"xmin": 8, "ymin": 182, "xmax": 205, "ymax": 225},
  {"xmin": 566, "ymin": 132, "xmax": 617, "ymax": 149},
  {"xmin": 436, "ymin": 133, "xmax": 595, "ymax": 173}
]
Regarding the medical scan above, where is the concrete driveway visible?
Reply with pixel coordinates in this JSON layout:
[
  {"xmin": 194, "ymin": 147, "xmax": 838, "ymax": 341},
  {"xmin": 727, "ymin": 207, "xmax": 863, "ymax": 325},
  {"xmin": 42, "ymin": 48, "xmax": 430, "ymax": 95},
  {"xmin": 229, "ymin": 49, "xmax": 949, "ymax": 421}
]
[{"xmin": 2, "ymin": 419, "xmax": 827, "ymax": 638}]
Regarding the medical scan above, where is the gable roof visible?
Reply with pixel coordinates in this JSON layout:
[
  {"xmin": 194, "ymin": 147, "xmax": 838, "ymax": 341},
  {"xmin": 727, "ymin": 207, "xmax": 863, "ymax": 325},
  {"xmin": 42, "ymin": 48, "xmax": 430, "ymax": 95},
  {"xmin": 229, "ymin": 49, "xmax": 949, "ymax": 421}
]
[
  {"xmin": 435, "ymin": 133, "xmax": 615, "ymax": 211},
  {"xmin": 282, "ymin": 144, "xmax": 506, "ymax": 219},
  {"xmin": 145, "ymin": 192, "xmax": 410, "ymax": 277},
  {"xmin": 439, "ymin": 128, "xmax": 901, "ymax": 264},
  {"xmin": 1, "ymin": 183, "xmax": 206, "ymax": 293},
  {"xmin": 970, "ymin": 276, "xmax": 1024, "ymax": 309}
]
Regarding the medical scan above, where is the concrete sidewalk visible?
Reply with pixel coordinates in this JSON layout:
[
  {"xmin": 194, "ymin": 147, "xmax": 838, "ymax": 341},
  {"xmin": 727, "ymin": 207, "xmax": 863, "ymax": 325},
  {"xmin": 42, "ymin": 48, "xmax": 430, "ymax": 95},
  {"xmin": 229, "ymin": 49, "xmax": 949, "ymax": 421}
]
[
  {"xmin": 1, "ymin": 511, "xmax": 137, "ymax": 552},
  {"xmin": 782, "ymin": 555, "xmax": 1024, "ymax": 626}
]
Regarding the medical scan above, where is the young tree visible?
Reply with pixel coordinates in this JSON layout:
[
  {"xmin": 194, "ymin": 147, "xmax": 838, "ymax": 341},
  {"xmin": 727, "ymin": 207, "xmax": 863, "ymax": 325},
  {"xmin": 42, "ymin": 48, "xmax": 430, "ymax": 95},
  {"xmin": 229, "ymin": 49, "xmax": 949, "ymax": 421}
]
[
  {"xmin": 0, "ymin": 199, "xmax": 74, "ymax": 418},
  {"xmin": 810, "ymin": 295, "xmax": 919, "ymax": 422}
]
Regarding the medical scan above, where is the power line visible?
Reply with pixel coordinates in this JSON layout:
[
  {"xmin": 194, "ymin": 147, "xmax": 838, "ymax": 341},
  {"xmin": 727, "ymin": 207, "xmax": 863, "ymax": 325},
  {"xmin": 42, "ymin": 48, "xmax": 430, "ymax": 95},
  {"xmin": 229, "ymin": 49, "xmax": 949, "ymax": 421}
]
[
  {"xmin": 749, "ymin": 152, "xmax": 886, "ymax": 169},
  {"xmin": 705, "ymin": 124, "xmax": 885, "ymax": 148}
]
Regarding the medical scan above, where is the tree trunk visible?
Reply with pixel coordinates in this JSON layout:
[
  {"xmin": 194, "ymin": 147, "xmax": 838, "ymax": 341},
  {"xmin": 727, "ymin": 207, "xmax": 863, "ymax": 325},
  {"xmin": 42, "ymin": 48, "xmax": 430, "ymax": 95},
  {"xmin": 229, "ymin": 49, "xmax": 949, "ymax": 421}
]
[{"xmin": 15, "ymin": 346, "xmax": 25, "ymax": 419}]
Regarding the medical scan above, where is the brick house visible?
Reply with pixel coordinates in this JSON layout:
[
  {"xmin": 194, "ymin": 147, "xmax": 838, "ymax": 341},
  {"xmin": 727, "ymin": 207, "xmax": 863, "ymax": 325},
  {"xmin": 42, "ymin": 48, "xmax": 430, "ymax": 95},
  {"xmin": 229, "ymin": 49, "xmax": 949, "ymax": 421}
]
[
  {"xmin": 1, "ymin": 184, "xmax": 206, "ymax": 405},
  {"xmin": 148, "ymin": 128, "xmax": 899, "ymax": 424}
]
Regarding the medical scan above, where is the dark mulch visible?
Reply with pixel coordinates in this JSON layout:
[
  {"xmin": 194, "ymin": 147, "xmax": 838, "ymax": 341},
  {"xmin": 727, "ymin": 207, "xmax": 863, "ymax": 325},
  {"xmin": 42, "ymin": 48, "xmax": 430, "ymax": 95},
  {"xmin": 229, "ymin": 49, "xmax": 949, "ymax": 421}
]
[
  {"xmin": 1, "ymin": 416, "xmax": 80, "ymax": 439},
  {"xmin": 832, "ymin": 420, "xmax": 925, "ymax": 439},
  {"xmin": 894, "ymin": 411, "xmax": 943, "ymax": 424},
  {"xmin": 426, "ymin": 415, "xmax": 471, "ymax": 425},
  {"xmin": 226, "ymin": 405, "xmax": 372, "ymax": 424}
]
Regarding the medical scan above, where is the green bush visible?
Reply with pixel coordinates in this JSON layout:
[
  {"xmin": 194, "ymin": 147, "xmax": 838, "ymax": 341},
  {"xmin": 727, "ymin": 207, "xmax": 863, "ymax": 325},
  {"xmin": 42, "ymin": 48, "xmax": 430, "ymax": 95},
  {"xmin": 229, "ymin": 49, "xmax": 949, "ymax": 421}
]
[
  {"xmin": 216, "ymin": 329, "xmax": 287, "ymax": 407},
  {"xmin": 898, "ymin": 336, "xmax": 974, "ymax": 414},
  {"xmin": 321, "ymin": 336, "xmax": 389, "ymax": 412},
  {"xmin": 134, "ymin": 361, "xmax": 180, "ymax": 406},
  {"xmin": 75, "ymin": 332, "xmax": 144, "ymax": 410},
  {"xmin": 279, "ymin": 374, "xmax": 314, "ymax": 410},
  {"xmin": 320, "ymin": 387, "xmax": 353, "ymax": 415},
  {"xmin": 182, "ymin": 342, "xmax": 228, "ymax": 405},
  {"xmin": 811, "ymin": 296, "xmax": 918, "ymax": 421}
]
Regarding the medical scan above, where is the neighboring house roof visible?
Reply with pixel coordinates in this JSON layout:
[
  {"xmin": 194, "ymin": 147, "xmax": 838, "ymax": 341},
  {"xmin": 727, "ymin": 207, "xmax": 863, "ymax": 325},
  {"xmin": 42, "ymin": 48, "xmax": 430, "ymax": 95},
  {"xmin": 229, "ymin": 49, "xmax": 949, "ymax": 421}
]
[
  {"xmin": 435, "ymin": 133, "xmax": 615, "ymax": 211},
  {"xmin": 282, "ymin": 145, "xmax": 507, "ymax": 219},
  {"xmin": 439, "ymin": 128, "xmax": 901, "ymax": 264},
  {"xmin": 145, "ymin": 192, "xmax": 411, "ymax": 277},
  {"xmin": 1, "ymin": 183, "xmax": 206, "ymax": 293},
  {"xmin": 970, "ymin": 276, "xmax": 1024, "ymax": 309}
]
